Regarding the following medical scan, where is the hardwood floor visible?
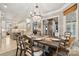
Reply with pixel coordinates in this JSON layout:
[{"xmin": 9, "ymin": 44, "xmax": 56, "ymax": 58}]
[
  {"xmin": 0, "ymin": 38, "xmax": 17, "ymax": 55},
  {"xmin": 0, "ymin": 37, "xmax": 79, "ymax": 56}
]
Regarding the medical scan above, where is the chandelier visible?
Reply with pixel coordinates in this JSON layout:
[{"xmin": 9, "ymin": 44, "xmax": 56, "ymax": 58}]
[{"xmin": 30, "ymin": 4, "xmax": 42, "ymax": 22}]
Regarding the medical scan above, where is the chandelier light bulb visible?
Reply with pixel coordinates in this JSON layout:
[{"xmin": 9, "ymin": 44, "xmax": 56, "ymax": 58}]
[{"xmin": 30, "ymin": 4, "xmax": 42, "ymax": 22}]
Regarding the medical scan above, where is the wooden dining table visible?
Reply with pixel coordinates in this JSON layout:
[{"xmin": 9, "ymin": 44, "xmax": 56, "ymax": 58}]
[
  {"xmin": 26, "ymin": 35, "xmax": 67, "ymax": 55},
  {"xmin": 34, "ymin": 37, "xmax": 60, "ymax": 48},
  {"xmin": 27, "ymin": 35, "xmax": 65, "ymax": 48},
  {"xmin": 33, "ymin": 37, "xmax": 62, "ymax": 55}
]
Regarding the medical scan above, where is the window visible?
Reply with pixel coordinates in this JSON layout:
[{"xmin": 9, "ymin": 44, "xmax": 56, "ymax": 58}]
[{"xmin": 66, "ymin": 11, "xmax": 76, "ymax": 37}]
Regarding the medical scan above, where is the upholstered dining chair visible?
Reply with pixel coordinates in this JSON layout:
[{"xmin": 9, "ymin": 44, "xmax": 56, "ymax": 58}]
[
  {"xmin": 64, "ymin": 32, "xmax": 71, "ymax": 40},
  {"xmin": 24, "ymin": 36, "xmax": 43, "ymax": 56},
  {"xmin": 65, "ymin": 37, "xmax": 74, "ymax": 56},
  {"xmin": 57, "ymin": 37, "xmax": 74, "ymax": 56},
  {"xmin": 16, "ymin": 36, "xmax": 25, "ymax": 56},
  {"xmin": 56, "ymin": 39, "xmax": 69, "ymax": 56},
  {"xmin": 16, "ymin": 34, "xmax": 29, "ymax": 56}
]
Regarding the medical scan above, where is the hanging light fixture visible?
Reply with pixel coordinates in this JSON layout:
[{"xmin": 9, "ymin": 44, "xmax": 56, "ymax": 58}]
[{"xmin": 30, "ymin": 4, "xmax": 42, "ymax": 22}]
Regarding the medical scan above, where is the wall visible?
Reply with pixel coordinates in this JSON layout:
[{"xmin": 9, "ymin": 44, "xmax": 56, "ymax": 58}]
[
  {"xmin": 17, "ymin": 19, "xmax": 33, "ymax": 35},
  {"xmin": 63, "ymin": 4, "xmax": 79, "ymax": 47},
  {"xmin": 77, "ymin": 3, "xmax": 79, "ymax": 40},
  {"xmin": 18, "ymin": 22, "xmax": 26, "ymax": 30},
  {"xmin": 0, "ymin": 10, "xmax": 1, "ymax": 39},
  {"xmin": 75, "ymin": 4, "xmax": 79, "ymax": 42},
  {"xmin": 43, "ymin": 10, "xmax": 64, "ymax": 35}
]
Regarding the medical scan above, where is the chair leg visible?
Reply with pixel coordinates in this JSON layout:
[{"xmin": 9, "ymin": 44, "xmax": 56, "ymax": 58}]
[
  {"xmin": 55, "ymin": 47, "xmax": 58, "ymax": 56},
  {"xmin": 31, "ymin": 51, "xmax": 34, "ymax": 56},
  {"xmin": 16, "ymin": 48, "xmax": 18, "ymax": 56},
  {"xmin": 20, "ymin": 49, "xmax": 22, "ymax": 56},
  {"xmin": 42, "ymin": 49, "xmax": 46, "ymax": 56},
  {"xmin": 42, "ymin": 46, "xmax": 45, "ymax": 56},
  {"xmin": 24, "ymin": 50, "xmax": 26, "ymax": 56}
]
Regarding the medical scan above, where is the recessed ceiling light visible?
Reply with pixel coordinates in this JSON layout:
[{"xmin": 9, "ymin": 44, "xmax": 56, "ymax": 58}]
[{"xmin": 3, "ymin": 4, "xmax": 7, "ymax": 8}]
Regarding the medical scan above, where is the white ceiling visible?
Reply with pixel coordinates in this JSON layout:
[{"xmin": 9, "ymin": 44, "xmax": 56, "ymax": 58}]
[{"xmin": 0, "ymin": 3, "xmax": 65, "ymax": 23}]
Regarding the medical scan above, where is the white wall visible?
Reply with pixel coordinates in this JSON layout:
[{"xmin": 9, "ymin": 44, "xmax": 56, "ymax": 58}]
[
  {"xmin": 75, "ymin": 4, "xmax": 79, "ymax": 42},
  {"xmin": 17, "ymin": 20, "xmax": 33, "ymax": 35},
  {"xmin": 62, "ymin": 4, "xmax": 79, "ymax": 47},
  {"xmin": 17, "ymin": 21, "xmax": 26, "ymax": 31},
  {"xmin": 0, "ymin": 10, "xmax": 1, "ymax": 39},
  {"xmin": 43, "ymin": 10, "xmax": 64, "ymax": 35},
  {"xmin": 77, "ymin": 3, "xmax": 79, "ymax": 40}
]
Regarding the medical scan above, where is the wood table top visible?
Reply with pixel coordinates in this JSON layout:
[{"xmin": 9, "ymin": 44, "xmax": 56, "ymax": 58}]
[{"xmin": 34, "ymin": 37, "xmax": 60, "ymax": 48}]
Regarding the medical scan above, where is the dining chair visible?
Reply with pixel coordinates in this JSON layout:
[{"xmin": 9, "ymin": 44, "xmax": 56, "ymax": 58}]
[
  {"xmin": 24, "ymin": 36, "xmax": 43, "ymax": 56},
  {"xmin": 57, "ymin": 37, "xmax": 74, "ymax": 56},
  {"xmin": 64, "ymin": 32, "xmax": 71, "ymax": 40},
  {"xmin": 16, "ymin": 34, "xmax": 28, "ymax": 56},
  {"xmin": 59, "ymin": 32, "xmax": 72, "ymax": 48},
  {"xmin": 16, "ymin": 36, "xmax": 25, "ymax": 56},
  {"xmin": 56, "ymin": 39, "xmax": 69, "ymax": 56},
  {"xmin": 65, "ymin": 37, "xmax": 74, "ymax": 56}
]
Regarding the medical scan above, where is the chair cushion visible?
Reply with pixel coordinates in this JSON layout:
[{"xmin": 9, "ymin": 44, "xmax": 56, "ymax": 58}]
[
  {"xmin": 25, "ymin": 47, "xmax": 43, "ymax": 56},
  {"xmin": 32, "ymin": 46, "xmax": 42, "ymax": 52},
  {"xmin": 25, "ymin": 50, "xmax": 32, "ymax": 56},
  {"xmin": 57, "ymin": 52, "xmax": 68, "ymax": 56},
  {"xmin": 33, "ymin": 50, "xmax": 43, "ymax": 56},
  {"xmin": 57, "ymin": 48, "xmax": 69, "ymax": 56},
  {"xmin": 25, "ymin": 50, "xmax": 43, "ymax": 56},
  {"xmin": 25, "ymin": 52, "xmax": 32, "ymax": 56}
]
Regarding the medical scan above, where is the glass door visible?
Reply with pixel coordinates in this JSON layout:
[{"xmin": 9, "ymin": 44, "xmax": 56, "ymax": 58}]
[
  {"xmin": 66, "ymin": 11, "xmax": 76, "ymax": 38},
  {"xmin": 66, "ymin": 22, "xmax": 76, "ymax": 37}
]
